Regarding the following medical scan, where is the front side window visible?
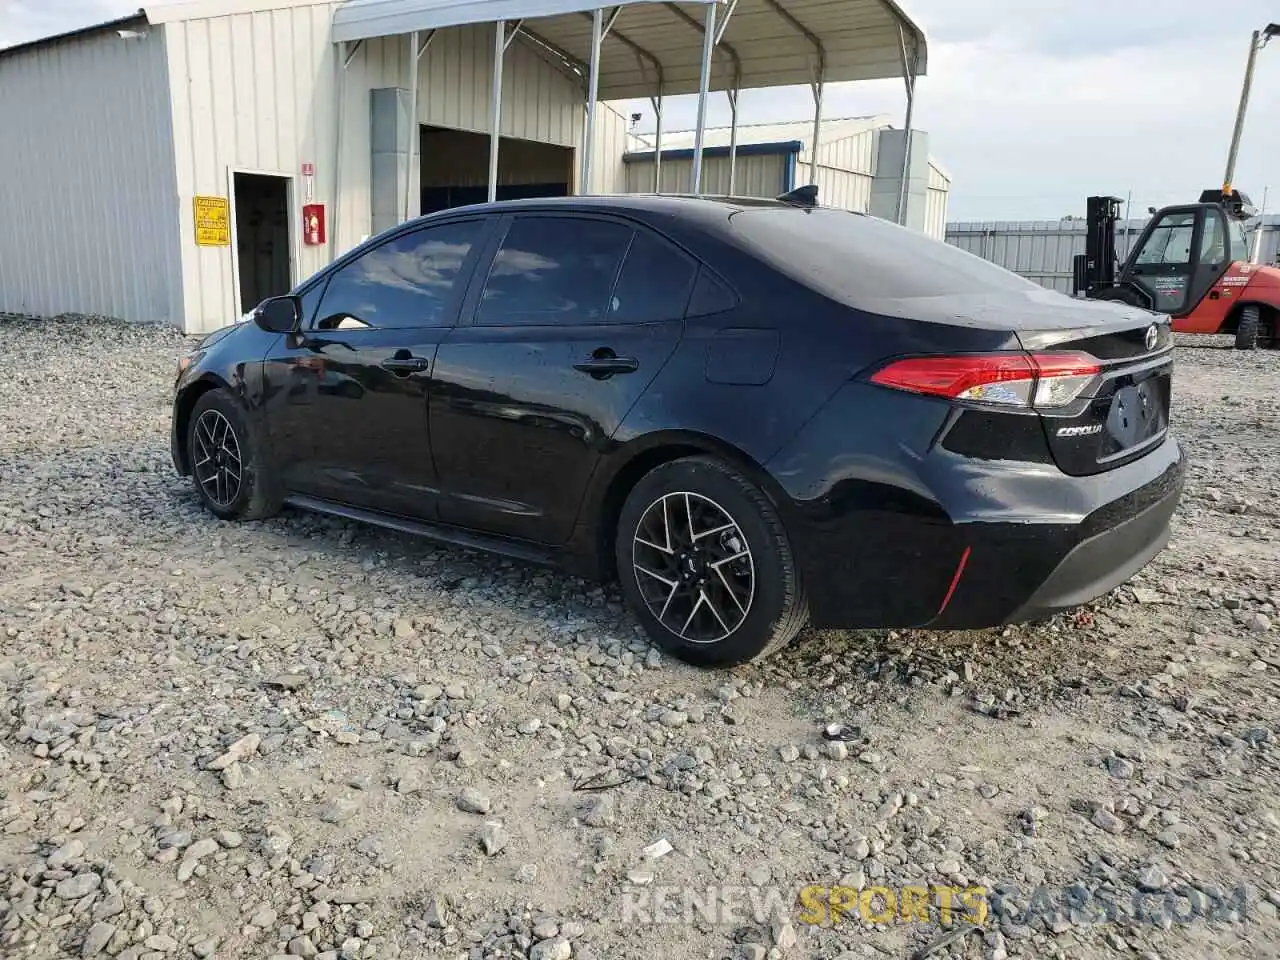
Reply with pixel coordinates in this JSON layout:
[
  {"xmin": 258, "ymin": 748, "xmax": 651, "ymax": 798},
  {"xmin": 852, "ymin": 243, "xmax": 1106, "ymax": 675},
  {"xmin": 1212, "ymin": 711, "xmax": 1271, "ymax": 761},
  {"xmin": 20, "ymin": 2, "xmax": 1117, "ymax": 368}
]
[
  {"xmin": 477, "ymin": 217, "xmax": 633, "ymax": 326},
  {"xmin": 1135, "ymin": 212, "xmax": 1196, "ymax": 266},
  {"xmin": 313, "ymin": 220, "xmax": 482, "ymax": 330}
]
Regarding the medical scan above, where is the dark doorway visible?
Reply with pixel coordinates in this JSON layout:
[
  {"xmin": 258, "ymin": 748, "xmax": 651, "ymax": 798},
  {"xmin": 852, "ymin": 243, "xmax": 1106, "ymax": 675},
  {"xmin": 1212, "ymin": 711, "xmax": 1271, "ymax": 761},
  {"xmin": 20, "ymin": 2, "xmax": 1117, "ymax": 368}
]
[
  {"xmin": 233, "ymin": 172, "xmax": 292, "ymax": 314},
  {"xmin": 420, "ymin": 126, "xmax": 573, "ymax": 215}
]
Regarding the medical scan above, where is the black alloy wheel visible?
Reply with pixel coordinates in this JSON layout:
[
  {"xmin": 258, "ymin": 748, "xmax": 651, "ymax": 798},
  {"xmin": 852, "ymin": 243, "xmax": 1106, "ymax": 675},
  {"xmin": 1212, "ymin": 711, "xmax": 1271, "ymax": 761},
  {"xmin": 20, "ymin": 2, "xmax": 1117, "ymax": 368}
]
[
  {"xmin": 186, "ymin": 388, "xmax": 280, "ymax": 522},
  {"xmin": 615, "ymin": 456, "xmax": 809, "ymax": 667}
]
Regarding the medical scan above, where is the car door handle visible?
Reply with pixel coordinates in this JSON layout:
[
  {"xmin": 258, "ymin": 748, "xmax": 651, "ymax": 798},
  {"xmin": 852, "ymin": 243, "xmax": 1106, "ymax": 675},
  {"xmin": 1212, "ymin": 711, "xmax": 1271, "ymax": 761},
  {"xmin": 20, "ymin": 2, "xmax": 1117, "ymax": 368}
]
[
  {"xmin": 573, "ymin": 355, "xmax": 639, "ymax": 377},
  {"xmin": 380, "ymin": 356, "xmax": 429, "ymax": 373}
]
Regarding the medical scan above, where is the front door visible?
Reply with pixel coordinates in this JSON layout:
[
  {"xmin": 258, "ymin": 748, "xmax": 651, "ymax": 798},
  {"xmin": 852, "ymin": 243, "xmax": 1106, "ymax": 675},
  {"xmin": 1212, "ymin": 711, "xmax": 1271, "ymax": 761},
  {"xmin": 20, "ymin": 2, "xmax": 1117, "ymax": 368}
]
[
  {"xmin": 1122, "ymin": 207, "xmax": 1209, "ymax": 316},
  {"xmin": 430, "ymin": 213, "xmax": 698, "ymax": 543},
  {"xmin": 260, "ymin": 217, "xmax": 491, "ymax": 519}
]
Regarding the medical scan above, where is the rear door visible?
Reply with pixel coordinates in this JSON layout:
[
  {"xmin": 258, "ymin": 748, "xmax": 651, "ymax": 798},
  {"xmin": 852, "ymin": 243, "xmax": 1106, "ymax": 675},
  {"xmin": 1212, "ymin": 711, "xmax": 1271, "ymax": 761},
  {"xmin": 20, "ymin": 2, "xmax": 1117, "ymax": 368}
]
[
  {"xmin": 430, "ymin": 212, "xmax": 696, "ymax": 543},
  {"xmin": 261, "ymin": 217, "xmax": 490, "ymax": 518}
]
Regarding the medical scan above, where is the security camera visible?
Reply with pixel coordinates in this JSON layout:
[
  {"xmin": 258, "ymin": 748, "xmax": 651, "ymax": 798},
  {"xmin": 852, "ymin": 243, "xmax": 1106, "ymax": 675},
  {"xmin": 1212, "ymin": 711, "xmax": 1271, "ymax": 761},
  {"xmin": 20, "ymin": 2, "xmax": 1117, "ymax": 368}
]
[{"xmin": 117, "ymin": 29, "xmax": 148, "ymax": 40}]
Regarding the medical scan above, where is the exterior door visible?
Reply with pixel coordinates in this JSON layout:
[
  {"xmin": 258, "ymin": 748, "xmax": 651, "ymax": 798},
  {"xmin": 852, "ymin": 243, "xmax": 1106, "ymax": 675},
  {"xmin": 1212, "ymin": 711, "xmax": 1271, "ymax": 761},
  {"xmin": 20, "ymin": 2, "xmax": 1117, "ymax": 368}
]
[
  {"xmin": 260, "ymin": 217, "xmax": 490, "ymax": 519},
  {"xmin": 1125, "ymin": 208, "xmax": 1200, "ymax": 315},
  {"xmin": 430, "ymin": 213, "xmax": 697, "ymax": 544}
]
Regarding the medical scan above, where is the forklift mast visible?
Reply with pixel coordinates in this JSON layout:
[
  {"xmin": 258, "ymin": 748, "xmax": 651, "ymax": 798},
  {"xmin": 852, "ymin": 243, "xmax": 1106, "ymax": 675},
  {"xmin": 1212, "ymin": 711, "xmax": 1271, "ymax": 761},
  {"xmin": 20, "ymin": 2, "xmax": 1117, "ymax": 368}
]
[{"xmin": 1072, "ymin": 196, "xmax": 1123, "ymax": 297}]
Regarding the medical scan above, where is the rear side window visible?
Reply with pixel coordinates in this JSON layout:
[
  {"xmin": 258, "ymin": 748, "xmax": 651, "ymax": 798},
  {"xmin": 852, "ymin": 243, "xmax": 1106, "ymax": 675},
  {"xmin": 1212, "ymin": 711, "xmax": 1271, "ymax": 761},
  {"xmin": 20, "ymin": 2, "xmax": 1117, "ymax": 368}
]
[
  {"xmin": 477, "ymin": 216, "xmax": 633, "ymax": 325},
  {"xmin": 687, "ymin": 267, "xmax": 737, "ymax": 317},
  {"xmin": 729, "ymin": 207, "xmax": 1040, "ymax": 302},
  {"xmin": 608, "ymin": 230, "xmax": 697, "ymax": 323}
]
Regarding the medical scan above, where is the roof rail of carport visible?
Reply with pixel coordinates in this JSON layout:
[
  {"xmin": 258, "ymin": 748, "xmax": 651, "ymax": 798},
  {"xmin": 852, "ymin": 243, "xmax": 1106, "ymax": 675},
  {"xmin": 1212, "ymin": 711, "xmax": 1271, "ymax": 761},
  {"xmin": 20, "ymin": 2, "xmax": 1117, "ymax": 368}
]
[{"xmin": 331, "ymin": 0, "xmax": 928, "ymax": 98}]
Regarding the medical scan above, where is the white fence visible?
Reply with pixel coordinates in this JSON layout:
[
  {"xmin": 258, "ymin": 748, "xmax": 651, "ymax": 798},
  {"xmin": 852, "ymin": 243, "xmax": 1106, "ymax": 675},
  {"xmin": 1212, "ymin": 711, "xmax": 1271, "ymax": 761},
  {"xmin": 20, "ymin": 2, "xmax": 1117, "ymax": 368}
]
[{"xmin": 946, "ymin": 215, "xmax": 1280, "ymax": 294}]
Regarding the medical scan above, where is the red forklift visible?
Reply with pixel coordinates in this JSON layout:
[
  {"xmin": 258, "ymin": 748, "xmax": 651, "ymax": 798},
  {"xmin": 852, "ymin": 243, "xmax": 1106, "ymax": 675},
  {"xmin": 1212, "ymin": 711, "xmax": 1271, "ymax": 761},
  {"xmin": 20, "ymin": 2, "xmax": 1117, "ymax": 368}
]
[
  {"xmin": 1075, "ymin": 22, "xmax": 1279, "ymax": 350},
  {"xmin": 1076, "ymin": 190, "xmax": 1279, "ymax": 350}
]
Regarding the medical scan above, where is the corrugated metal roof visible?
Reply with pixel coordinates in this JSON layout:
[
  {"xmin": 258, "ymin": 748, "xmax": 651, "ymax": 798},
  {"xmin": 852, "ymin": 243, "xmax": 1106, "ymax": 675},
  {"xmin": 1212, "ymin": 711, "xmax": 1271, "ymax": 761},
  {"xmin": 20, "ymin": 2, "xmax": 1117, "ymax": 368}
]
[
  {"xmin": 333, "ymin": 0, "xmax": 929, "ymax": 99},
  {"xmin": 0, "ymin": 11, "xmax": 147, "ymax": 59},
  {"xmin": 333, "ymin": 0, "xmax": 685, "ymax": 38}
]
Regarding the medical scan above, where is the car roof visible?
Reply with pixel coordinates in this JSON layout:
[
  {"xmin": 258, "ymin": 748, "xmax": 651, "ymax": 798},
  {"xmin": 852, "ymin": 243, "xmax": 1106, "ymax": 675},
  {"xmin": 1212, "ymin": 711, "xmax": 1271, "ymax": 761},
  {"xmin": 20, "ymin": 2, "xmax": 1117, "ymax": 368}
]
[{"xmin": 411, "ymin": 193, "xmax": 808, "ymax": 229}]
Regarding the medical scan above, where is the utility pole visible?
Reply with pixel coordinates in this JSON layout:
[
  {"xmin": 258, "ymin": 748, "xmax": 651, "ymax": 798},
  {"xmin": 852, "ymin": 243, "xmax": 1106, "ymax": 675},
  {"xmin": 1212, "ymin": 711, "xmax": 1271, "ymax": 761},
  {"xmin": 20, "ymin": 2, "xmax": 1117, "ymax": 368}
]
[{"xmin": 1223, "ymin": 24, "xmax": 1279, "ymax": 195}]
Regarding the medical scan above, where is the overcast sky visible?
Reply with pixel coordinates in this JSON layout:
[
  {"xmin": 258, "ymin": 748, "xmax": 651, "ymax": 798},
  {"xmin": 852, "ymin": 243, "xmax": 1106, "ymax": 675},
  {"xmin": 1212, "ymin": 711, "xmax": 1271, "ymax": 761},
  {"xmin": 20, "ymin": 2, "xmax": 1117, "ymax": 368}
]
[{"xmin": 2, "ymin": 0, "xmax": 1276, "ymax": 220}]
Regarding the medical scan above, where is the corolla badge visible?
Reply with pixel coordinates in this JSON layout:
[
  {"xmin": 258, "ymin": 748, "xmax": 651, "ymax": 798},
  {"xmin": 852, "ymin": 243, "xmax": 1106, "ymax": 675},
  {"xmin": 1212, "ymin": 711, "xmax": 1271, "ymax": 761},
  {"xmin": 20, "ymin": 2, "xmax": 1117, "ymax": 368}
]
[
  {"xmin": 1144, "ymin": 324, "xmax": 1159, "ymax": 351},
  {"xmin": 1057, "ymin": 424, "xmax": 1104, "ymax": 438}
]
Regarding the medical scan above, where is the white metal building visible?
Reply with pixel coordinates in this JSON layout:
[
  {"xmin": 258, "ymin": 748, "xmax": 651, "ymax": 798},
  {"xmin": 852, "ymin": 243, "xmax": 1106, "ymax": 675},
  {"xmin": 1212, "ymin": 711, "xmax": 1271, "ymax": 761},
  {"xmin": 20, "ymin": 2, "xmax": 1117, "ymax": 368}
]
[
  {"xmin": 0, "ymin": 0, "xmax": 931, "ymax": 334},
  {"xmin": 619, "ymin": 116, "xmax": 951, "ymax": 238}
]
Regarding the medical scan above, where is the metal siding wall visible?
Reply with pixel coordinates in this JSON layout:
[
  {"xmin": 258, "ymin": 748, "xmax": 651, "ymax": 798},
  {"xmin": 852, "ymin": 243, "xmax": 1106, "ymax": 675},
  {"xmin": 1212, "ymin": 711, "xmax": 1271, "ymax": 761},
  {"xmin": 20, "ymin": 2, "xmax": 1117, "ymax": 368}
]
[
  {"xmin": 588, "ymin": 102, "xmax": 631, "ymax": 194},
  {"xmin": 623, "ymin": 154, "xmax": 785, "ymax": 197},
  {"xmin": 165, "ymin": 8, "xmax": 589, "ymax": 333},
  {"xmin": 924, "ymin": 188, "xmax": 949, "ymax": 240},
  {"xmin": 797, "ymin": 130, "xmax": 874, "ymax": 211},
  {"xmin": 0, "ymin": 28, "xmax": 182, "ymax": 324},
  {"xmin": 942, "ymin": 218, "xmax": 1280, "ymax": 290},
  {"xmin": 417, "ymin": 26, "xmax": 581, "ymax": 146},
  {"xmin": 166, "ymin": 4, "xmax": 336, "ymax": 333}
]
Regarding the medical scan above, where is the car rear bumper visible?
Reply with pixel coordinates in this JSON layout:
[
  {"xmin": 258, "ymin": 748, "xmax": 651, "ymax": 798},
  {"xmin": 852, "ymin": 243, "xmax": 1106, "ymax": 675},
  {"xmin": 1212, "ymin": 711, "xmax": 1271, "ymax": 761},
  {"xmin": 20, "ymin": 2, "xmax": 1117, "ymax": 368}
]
[
  {"xmin": 998, "ymin": 467, "xmax": 1180, "ymax": 624},
  {"xmin": 769, "ymin": 397, "xmax": 1186, "ymax": 631}
]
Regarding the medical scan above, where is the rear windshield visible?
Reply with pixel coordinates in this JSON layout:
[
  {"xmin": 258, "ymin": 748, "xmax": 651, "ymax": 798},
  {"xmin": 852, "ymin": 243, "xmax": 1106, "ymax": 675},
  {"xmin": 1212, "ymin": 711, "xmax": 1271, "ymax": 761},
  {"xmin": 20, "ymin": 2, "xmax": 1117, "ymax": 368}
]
[{"xmin": 729, "ymin": 207, "xmax": 1041, "ymax": 303}]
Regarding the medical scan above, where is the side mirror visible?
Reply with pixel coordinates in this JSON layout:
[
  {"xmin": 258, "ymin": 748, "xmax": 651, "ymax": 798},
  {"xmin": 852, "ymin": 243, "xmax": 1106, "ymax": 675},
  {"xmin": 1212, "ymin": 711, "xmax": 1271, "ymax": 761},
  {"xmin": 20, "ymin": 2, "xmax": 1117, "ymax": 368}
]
[{"xmin": 254, "ymin": 296, "xmax": 301, "ymax": 334}]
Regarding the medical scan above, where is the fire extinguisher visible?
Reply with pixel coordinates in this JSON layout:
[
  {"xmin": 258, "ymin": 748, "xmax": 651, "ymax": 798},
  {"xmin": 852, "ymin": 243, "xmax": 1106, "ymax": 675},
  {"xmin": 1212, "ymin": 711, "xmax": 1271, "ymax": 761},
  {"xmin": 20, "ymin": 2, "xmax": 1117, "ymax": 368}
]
[{"xmin": 302, "ymin": 204, "xmax": 326, "ymax": 246}]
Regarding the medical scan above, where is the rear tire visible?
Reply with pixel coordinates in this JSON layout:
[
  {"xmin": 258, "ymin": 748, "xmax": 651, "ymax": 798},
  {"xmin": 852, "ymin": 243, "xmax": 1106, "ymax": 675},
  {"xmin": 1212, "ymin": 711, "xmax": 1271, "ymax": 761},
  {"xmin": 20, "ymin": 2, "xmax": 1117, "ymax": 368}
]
[
  {"xmin": 614, "ymin": 456, "xmax": 809, "ymax": 668},
  {"xmin": 187, "ymin": 388, "xmax": 280, "ymax": 522},
  {"xmin": 1235, "ymin": 305, "xmax": 1261, "ymax": 350}
]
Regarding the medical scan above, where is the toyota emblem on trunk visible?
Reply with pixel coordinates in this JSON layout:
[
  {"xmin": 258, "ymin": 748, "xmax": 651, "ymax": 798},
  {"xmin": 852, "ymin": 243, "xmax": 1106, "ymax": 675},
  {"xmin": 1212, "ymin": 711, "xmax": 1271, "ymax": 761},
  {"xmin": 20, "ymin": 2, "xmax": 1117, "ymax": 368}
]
[{"xmin": 1144, "ymin": 325, "xmax": 1159, "ymax": 351}]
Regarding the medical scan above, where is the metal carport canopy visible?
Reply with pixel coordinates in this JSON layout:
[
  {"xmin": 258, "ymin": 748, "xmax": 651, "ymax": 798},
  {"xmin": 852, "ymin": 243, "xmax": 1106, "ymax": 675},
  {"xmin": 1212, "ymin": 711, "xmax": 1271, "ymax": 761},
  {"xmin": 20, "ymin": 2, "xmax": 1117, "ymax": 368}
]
[
  {"xmin": 330, "ymin": 0, "xmax": 927, "ymax": 213},
  {"xmin": 332, "ymin": 0, "xmax": 927, "ymax": 99}
]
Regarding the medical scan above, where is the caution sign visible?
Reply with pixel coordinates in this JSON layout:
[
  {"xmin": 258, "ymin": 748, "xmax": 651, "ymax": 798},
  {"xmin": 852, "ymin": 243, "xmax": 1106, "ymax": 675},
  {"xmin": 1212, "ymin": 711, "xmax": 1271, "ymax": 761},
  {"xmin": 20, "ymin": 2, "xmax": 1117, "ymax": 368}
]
[{"xmin": 193, "ymin": 196, "xmax": 230, "ymax": 246}]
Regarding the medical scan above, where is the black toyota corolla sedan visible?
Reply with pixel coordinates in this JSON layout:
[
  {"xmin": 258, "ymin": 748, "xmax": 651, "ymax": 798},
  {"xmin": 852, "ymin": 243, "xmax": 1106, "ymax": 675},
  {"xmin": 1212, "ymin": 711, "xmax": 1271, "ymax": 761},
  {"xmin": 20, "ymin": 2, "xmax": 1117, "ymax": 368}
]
[{"xmin": 172, "ymin": 193, "xmax": 1185, "ymax": 667}]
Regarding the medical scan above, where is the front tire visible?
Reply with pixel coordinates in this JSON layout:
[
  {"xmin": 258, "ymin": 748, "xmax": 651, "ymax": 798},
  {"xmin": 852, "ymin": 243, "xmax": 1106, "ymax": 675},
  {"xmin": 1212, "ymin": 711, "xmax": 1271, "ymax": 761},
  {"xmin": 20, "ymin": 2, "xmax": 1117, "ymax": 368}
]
[
  {"xmin": 187, "ymin": 388, "xmax": 280, "ymax": 521},
  {"xmin": 1235, "ymin": 305, "xmax": 1261, "ymax": 350},
  {"xmin": 614, "ymin": 456, "xmax": 809, "ymax": 668}
]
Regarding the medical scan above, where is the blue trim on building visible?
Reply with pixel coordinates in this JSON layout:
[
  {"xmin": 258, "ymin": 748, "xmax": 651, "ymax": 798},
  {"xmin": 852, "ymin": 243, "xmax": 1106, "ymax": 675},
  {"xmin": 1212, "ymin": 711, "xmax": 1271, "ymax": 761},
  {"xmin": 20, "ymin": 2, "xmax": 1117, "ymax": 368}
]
[
  {"xmin": 783, "ymin": 151, "xmax": 797, "ymax": 193},
  {"xmin": 623, "ymin": 140, "xmax": 804, "ymax": 164}
]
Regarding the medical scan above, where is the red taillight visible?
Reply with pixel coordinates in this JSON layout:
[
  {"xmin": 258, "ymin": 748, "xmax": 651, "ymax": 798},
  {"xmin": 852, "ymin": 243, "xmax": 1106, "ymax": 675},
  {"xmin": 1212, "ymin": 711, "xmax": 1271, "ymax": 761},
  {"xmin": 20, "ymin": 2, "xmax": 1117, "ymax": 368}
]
[{"xmin": 869, "ymin": 351, "xmax": 1101, "ymax": 409}]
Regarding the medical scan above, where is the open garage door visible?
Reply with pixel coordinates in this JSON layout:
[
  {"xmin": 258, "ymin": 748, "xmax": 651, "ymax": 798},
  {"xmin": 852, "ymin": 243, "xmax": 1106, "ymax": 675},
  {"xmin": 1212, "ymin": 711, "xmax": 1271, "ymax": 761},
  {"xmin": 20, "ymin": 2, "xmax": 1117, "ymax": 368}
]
[{"xmin": 420, "ymin": 125, "xmax": 572, "ymax": 214}]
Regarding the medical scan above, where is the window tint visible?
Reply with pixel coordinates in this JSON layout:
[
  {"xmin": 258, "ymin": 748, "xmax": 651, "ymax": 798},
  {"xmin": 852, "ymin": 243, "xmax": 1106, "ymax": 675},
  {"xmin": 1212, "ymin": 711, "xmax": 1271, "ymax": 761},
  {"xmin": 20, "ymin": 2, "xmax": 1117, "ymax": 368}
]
[
  {"xmin": 477, "ymin": 217, "xmax": 633, "ymax": 326},
  {"xmin": 730, "ymin": 207, "xmax": 1041, "ymax": 302},
  {"xmin": 313, "ymin": 220, "xmax": 481, "ymax": 330},
  {"xmin": 1135, "ymin": 212, "xmax": 1196, "ymax": 266},
  {"xmin": 608, "ymin": 230, "xmax": 696, "ymax": 323},
  {"xmin": 687, "ymin": 267, "xmax": 737, "ymax": 317}
]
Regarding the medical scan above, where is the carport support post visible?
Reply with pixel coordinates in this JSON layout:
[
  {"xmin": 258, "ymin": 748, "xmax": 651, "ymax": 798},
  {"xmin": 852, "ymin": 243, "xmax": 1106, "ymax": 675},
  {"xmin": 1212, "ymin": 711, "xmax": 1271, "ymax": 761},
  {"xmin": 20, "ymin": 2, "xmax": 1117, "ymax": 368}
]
[
  {"xmin": 727, "ymin": 88, "xmax": 738, "ymax": 195},
  {"xmin": 489, "ymin": 20, "xmax": 505, "ymax": 203},
  {"xmin": 808, "ymin": 74, "xmax": 824, "ymax": 185},
  {"xmin": 690, "ymin": 1, "xmax": 717, "ymax": 194},
  {"xmin": 581, "ymin": 8, "xmax": 604, "ymax": 195},
  {"xmin": 651, "ymin": 92, "xmax": 664, "ymax": 193},
  {"xmin": 897, "ymin": 24, "xmax": 918, "ymax": 226},
  {"xmin": 405, "ymin": 31, "xmax": 420, "ymax": 222}
]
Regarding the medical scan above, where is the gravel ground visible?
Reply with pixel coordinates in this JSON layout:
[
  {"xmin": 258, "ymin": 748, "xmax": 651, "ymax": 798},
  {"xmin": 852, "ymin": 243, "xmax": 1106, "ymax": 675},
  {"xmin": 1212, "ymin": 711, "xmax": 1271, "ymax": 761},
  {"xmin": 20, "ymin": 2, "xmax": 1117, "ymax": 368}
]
[{"xmin": 1, "ymin": 315, "xmax": 1279, "ymax": 960}]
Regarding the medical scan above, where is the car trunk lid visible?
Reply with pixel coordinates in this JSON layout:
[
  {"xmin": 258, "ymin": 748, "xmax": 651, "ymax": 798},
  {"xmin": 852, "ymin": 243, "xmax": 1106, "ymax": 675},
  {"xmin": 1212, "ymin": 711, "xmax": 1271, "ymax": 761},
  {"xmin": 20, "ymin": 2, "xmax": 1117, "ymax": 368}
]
[{"xmin": 863, "ymin": 289, "xmax": 1175, "ymax": 477}]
